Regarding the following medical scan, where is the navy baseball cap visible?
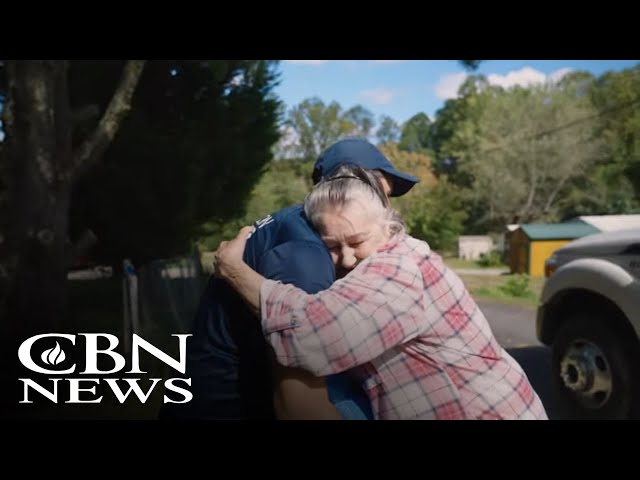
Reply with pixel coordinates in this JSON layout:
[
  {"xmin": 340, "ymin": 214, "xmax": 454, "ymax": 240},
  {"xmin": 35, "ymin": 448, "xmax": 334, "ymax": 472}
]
[{"xmin": 312, "ymin": 138, "xmax": 419, "ymax": 197}]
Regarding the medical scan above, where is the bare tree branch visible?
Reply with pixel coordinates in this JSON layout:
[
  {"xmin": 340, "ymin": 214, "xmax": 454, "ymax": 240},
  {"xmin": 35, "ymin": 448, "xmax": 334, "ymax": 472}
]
[
  {"xmin": 70, "ymin": 60, "xmax": 146, "ymax": 180},
  {"xmin": 543, "ymin": 169, "xmax": 573, "ymax": 213},
  {"xmin": 519, "ymin": 146, "xmax": 539, "ymax": 221}
]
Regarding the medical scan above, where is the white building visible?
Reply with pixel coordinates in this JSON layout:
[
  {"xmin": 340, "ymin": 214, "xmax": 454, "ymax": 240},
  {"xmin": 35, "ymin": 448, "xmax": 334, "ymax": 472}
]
[
  {"xmin": 574, "ymin": 215, "xmax": 640, "ymax": 232},
  {"xmin": 458, "ymin": 236, "xmax": 494, "ymax": 260}
]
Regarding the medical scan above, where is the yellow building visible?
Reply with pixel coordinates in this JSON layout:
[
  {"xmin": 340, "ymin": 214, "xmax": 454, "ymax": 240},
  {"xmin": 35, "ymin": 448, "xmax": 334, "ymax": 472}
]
[{"xmin": 509, "ymin": 223, "xmax": 600, "ymax": 277}]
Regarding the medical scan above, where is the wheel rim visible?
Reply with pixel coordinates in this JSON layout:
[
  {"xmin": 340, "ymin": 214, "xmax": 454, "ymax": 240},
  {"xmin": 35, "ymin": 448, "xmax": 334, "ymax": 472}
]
[{"xmin": 559, "ymin": 339, "xmax": 613, "ymax": 410}]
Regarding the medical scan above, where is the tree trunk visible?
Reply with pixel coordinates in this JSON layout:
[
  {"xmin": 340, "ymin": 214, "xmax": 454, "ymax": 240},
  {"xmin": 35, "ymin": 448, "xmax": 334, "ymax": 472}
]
[
  {"xmin": 0, "ymin": 62, "xmax": 72, "ymax": 419},
  {"xmin": 0, "ymin": 60, "xmax": 145, "ymax": 343},
  {"xmin": 0, "ymin": 60, "xmax": 145, "ymax": 419},
  {"xmin": 1, "ymin": 61, "xmax": 72, "ymax": 341}
]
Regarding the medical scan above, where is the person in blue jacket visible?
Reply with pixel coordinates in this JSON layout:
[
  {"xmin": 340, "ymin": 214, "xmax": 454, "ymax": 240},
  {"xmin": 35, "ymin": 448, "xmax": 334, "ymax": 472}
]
[{"xmin": 159, "ymin": 137, "xmax": 418, "ymax": 420}]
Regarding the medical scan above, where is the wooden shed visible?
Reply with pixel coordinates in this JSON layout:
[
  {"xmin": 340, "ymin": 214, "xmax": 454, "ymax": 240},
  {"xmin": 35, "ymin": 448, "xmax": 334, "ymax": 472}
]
[{"xmin": 509, "ymin": 223, "xmax": 600, "ymax": 277}]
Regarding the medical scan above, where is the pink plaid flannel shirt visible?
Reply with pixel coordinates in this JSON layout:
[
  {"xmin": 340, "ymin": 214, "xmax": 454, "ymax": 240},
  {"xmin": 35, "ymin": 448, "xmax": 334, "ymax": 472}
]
[{"xmin": 260, "ymin": 234, "xmax": 548, "ymax": 420}]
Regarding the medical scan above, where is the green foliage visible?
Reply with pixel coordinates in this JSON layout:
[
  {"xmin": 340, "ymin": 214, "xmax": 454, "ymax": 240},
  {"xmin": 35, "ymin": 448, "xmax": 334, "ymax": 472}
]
[
  {"xmin": 380, "ymin": 144, "xmax": 466, "ymax": 251},
  {"xmin": 476, "ymin": 249, "xmax": 504, "ymax": 267},
  {"xmin": 498, "ymin": 274, "xmax": 533, "ymax": 298},
  {"xmin": 431, "ymin": 76, "xmax": 494, "ymax": 181},
  {"xmin": 393, "ymin": 178, "xmax": 467, "ymax": 252},
  {"xmin": 379, "ymin": 143, "xmax": 438, "ymax": 187},
  {"xmin": 381, "ymin": 147, "xmax": 464, "ymax": 252},
  {"xmin": 69, "ymin": 60, "xmax": 282, "ymax": 265},
  {"xmin": 398, "ymin": 112, "xmax": 432, "ymax": 153},
  {"xmin": 459, "ymin": 60, "xmax": 483, "ymax": 71},
  {"xmin": 57, "ymin": 60, "xmax": 640, "ymax": 270},
  {"xmin": 376, "ymin": 115, "xmax": 401, "ymax": 145},
  {"xmin": 560, "ymin": 162, "xmax": 640, "ymax": 218},
  {"xmin": 442, "ymin": 76, "xmax": 605, "ymax": 230},
  {"xmin": 282, "ymin": 97, "xmax": 372, "ymax": 162},
  {"xmin": 344, "ymin": 105, "xmax": 375, "ymax": 138},
  {"xmin": 428, "ymin": 66, "xmax": 640, "ymax": 231},
  {"xmin": 196, "ymin": 159, "xmax": 314, "ymax": 250},
  {"xmin": 590, "ymin": 65, "xmax": 640, "ymax": 199}
]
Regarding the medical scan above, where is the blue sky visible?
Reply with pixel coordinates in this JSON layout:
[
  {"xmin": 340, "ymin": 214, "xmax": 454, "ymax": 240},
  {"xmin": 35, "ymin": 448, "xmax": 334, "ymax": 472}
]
[{"xmin": 275, "ymin": 60, "xmax": 640, "ymax": 126}]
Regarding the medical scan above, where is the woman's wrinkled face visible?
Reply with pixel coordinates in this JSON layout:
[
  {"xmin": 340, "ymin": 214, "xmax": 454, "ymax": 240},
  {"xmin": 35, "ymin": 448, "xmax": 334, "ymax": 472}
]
[{"xmin": 319, "ymin": 198, "xmax": 390, "ymax": 278}]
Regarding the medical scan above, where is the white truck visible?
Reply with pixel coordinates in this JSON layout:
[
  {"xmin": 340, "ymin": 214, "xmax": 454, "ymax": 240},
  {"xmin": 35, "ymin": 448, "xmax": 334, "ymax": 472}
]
[{"xmin": 536, "ymin": 228, "xmax": 640, "ymax": 419}]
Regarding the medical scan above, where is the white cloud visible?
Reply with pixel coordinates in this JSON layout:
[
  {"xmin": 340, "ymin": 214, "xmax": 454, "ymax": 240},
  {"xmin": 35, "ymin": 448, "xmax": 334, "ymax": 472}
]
[
  {"xmin": 487, "ymin": 66, "xmax": 574, "ymax": 89},
  {"xmin": 487, "ymin": 67, "xmax": 546, "ymax": 88},
  {"xmin": 435, "ymin": 72, "xmax": 468, "ymax": 100},
  {"xmin": 359, "ymin": 88, "xmax": 398, "ymax": 105},
  {"xmin": 284, "ymin": 60, "xmax": 329, "ymax": 66},
  {"xmin": 435, "ymin": 66, "xmax": 577, "ymax": 101}
]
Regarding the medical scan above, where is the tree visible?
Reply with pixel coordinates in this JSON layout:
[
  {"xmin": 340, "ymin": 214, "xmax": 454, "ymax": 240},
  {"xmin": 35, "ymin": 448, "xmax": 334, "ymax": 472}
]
[
  {"xmin": 590, "ymin": 65, "xmax": 640, "ymax": 199},
  {"xmin": 285, "ymin": 97, "xmax": 348, "ymax": 162},
  {"xmin": 0, "ymin": 61, "xmax": 145, "ymax": 337},
  {"xmin": 398, "ymin": 112, "xmax": 432, "ymax": 153},
  {"xmin": 375, "ymin": 115, "xmax": 400, "ymax": 145},
  {"xmin": 197, "ymin": 158, "xmax": 314, "ymax": 251},
  {"xmin": 559, "ymin": 162, "xmax": 640, "ymax": 218},
  {"xmin": 430, "ymin": 75, "xmax": 494, "ymax": 179},
  {"xmin": 398, "ymin": 179, "xmax": 467, "ymax": 252},
  {"xmin": 0, "ymin": 60, "xmax": 282, "ymax": 340},
  {"xmin": 69, "ymin": 61, "xmax": 281, "ymax": 265},
  {"xmin": 378, "ymin": 144, "xmax": 465, "ymax": 251},
  {"xmin": 448, "ymin": 81, "xmax": 606, "ymax": 228},
  {"xmin": 379, "ymin": 143, "xmax": 438, "ymax": 187},
  {"xmin": 343, "ymin": 105, "xmax": 375, "ymax": 138},
  {"xmin": 556, "ymin": 69, "xmax": 640, "ymax": 217},
  {"xmin": 284, "ymin": 97, "xmax": 372, "ymax": 162},
  {"xmin": 460, "ymin": 60, "xmax": 483, "ymax": 71}
]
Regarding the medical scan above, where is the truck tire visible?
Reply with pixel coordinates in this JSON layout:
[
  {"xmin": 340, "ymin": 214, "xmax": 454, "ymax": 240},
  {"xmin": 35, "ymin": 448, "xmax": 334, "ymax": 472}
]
[{"xmin": 552, "ymin": 313, "xmax": 638, "ymax": 420}]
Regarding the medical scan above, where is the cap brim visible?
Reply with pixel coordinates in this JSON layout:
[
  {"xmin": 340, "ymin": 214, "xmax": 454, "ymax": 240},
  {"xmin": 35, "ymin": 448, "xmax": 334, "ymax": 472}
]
[{"xmin": 380, "ymin": 167, "xmax": 419, "ymax": 197}]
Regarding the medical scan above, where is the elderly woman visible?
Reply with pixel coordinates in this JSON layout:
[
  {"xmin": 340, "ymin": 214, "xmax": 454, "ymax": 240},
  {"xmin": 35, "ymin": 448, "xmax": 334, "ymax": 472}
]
[{"xmin": 214, "ymin": 166, "xmax": 548, "ymax": 420}]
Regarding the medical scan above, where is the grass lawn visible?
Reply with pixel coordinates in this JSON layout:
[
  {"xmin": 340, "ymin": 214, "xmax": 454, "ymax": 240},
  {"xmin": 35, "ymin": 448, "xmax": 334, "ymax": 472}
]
[
  {"xmin": 441, "ymin": 256, "xmax": 542, "ymax": 308},
  {"xmin": 457, "ymin": 273, "xmax": 546, "ymax": 309},
  {"xmin": 442, "ymin": 256, "xmax": 507, "ymax": 270}
]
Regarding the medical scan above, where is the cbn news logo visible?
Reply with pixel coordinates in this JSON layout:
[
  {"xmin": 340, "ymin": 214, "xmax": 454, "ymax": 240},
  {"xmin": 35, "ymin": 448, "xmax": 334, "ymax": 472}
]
[{"xmin": 18, "ymin": 333, "xmax": 192, "ymax": 405}]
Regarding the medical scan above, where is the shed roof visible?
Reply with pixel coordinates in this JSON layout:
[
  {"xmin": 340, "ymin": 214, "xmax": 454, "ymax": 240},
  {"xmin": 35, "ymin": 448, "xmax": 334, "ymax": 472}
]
[{"xmin": 519, "ymin": 223, "xmax": 600, "ymax": 240}]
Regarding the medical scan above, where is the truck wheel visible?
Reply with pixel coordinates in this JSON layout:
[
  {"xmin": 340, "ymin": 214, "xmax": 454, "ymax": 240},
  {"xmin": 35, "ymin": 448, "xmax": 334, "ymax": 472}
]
[{"xmin": 552, "ymin": 313, "xmax": 638, "ymax": 419}]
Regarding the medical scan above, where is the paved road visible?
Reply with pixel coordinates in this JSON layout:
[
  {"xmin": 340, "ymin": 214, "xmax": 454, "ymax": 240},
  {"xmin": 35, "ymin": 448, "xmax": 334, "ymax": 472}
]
[
  {"xmin": 477, "ymin": 299, "xmax": 562, "ymax": 419},
  {"xmin": 476, "ymin": 300, "xmax": 540, "ymax": 348}
]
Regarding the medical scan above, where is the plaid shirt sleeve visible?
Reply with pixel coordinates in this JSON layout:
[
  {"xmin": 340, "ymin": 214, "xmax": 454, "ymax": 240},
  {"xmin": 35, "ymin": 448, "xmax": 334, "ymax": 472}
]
[{"xmin": 260, "ymin": 252, "xmax": 426, "ymax": 376}]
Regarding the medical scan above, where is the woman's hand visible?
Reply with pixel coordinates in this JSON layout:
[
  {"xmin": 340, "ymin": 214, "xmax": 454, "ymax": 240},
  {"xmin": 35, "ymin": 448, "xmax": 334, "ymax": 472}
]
[{"xmin": 213, "ymin": 225, "xmax": 254, "ymax": 281}]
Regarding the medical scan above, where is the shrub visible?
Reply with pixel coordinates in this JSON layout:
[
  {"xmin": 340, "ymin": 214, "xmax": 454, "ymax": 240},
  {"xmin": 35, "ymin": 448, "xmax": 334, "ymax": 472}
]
[
  {"xmin": 477, "ymin": 249, "xmax": 504, "ymax": 267},
  {"xmin": 499, "ymin": 274, "xmax": 531, "ymax": 297}
]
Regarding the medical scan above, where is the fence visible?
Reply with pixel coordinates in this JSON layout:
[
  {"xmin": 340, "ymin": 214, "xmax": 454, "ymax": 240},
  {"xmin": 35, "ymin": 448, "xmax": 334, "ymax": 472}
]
[{"xmin": 122, "ymin": 249, "xmax": 206, "ymax": 357}]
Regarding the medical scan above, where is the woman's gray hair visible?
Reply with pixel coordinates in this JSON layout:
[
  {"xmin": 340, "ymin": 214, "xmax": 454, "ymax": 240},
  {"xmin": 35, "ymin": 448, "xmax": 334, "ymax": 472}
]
[{"xmin": 304, "ymin": 165, "xmax": 405, "ymax": 236}]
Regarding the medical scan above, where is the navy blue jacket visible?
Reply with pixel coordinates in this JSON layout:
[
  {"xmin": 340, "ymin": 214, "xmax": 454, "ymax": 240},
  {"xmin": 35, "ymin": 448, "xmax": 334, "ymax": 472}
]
[{"xmin": 161, "ymin": 205, "xmax": 371, "ymax": 419}]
